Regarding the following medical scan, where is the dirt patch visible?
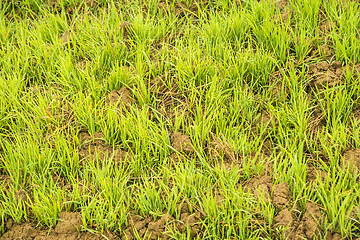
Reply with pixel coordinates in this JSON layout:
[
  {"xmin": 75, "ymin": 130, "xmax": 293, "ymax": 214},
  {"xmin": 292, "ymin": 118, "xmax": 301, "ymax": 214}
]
[
  {"xmin": 307, "ymin": 166, "xmax": 328, "ymax": 182},
  {"xmin": 171, "ymin": 132, "xmax": 194, "ymax": 154},
  {"xmin": 319, "ymin": 21, "xmax": 337, "ymax": 36},
  {"xmin": 169, "ymin": 132, "xmax": 194, "ymax": 163},
  {"xmin": 78, "ymin": 131, "xmax": 131, "ymax": 165},
  {"xmin": 59, "ymin": 31, "xmax": 72, "ymax": 45},
  {"xmin": 149, "ymin": 74, "xmax": 190, "ymax": 126},
  {"xmin": 1, "ymin": 212, "xmax": 117, "ymax": 240},
  {"xmin": 272, "ymin": 182, "xmax": 291, "ymax": 210},
  {"xmin": 308, "ymin": 106, "xmax": 326, "ymax": 134},
  {"xmin": 274, "ymin": 0, "xmax": 290, "ymax": 10},
  {"xmin": 257, "ymin": 111, "xmax": 277, "ymax": 126},
  {"xmin": 261, "ymin": 139, "xmax": 274, "ymax": 156},
  {"xmin": 292, "ymin": 203, "xmax": 323, "ymax": 239},
  {"xmin": 48, "ymin": 0, "xmax": 61, "ymax": 12},
  {"xmin": 326, "ymin": 231, "xmax": 343, "ymax": 240},
  {"xmin": 55, "ymin": 212, "xmax": 82, "ymax": 234},
  {"xmin": 342, "ymin": 149, "xmax": 360, "ymax": 174},
  {"xmin": 244, "ymin": 177, "xmax": 304, "ymax": 238},
  {"xmin": 105, "ymin": 87, "xmax": 133, "ymax": 107},
  {"xmin": 274, "ymin": 208, "xmax": 293, "ymax": 227},
  {"xmin": 273, "ymin": 0, "xmax": 291, "ymax": 23},
  {"xmin": 76, "ymin": 60, "xmax": 89, "ymax": 70},
  {"xmin": 243, "ymin": 175, "xmax": 272, "ymax": 201},
  {"xmin": 121, "ymin": 206, "xmax": 203, "ymax": 240},
  {"xmin": 119, "ymin": 22, "xmax": 132, "ymax": 42},
  {"xmin": 309, "ymin": 60, "xmax": 343, "ymax": 90}
]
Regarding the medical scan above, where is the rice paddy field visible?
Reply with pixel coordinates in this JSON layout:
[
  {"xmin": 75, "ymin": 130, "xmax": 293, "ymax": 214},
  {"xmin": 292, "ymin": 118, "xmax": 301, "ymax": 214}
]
[{"xmin": 1, "ymin": 0, "xmax": 360, "ymax": 239}]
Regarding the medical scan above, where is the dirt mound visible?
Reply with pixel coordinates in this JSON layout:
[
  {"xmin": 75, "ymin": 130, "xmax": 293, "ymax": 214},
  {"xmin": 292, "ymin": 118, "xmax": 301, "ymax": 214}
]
[
  {"xmin": 105, "ymin": 87, "xmax": 133, "ymax": 107},
  {"xmin": 309, "ymin": 61, "xmax": 343, "ymax": 89},
  {"xmin": 169, "ymin": 132, "xmax": 194, "ymax": 164},
  {"xmin": 307, "ymin": 167, "xmax": 327, "ymax": 182},
  {"xmin": 274, "ymin": 208, "xmax": 293, "ymax": 227},
  {"xmin": 171, "ymin": 132, "xmax": 194, "ymax": 154},
  {"xmin": 244, "ymin": 175, "xmax": 272, "ymax": 201},
  {"xmin": 1, "ymin": 212, "xmax": 116, "ymax": 240},
  {"xmin": 342, "ymin": 149, "xmax": 360, "ymax": 173},
  {"xmin": 122, "ymin": 206, "xmax": 203, "ymax": 240},
  {"xmin": 78, "ymin": 131, "xmax": 131, "ymax": 165},
  {"xmin": 292, "ymin": 203, "xmax": 322, "ymax": 239},
  {"xmin": 272, "ymin": 182, "xmax": 291, "ymax": 210},
  {"xmin": 55, "ymin": 212, "xmax": 82, "ymax": 234},
  {"xmin": 273, "ymin": 0, "xmax": 291, "ymax": 23},
  {"xmin": 244, "ymin": 177, "xmax": 300, "ymax": 238}
]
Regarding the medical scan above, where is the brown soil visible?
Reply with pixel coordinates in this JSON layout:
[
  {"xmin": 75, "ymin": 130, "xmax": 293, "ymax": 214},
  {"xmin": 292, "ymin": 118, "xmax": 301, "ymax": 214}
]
[
  {"xmin": 272, "ymin": 182, "xmax": 291, "ymax": 210},
  {"xmin": 149, "ymin": 75, "xmax": 190, "ymax": 128},
  {"xmin": 169, "ymin": 132, "xmax": 194, "ymax": 163},
  {"xmin": 309, "ymin": 60, "xmax": 343, "ymax": 90},
  {"xmin": 176, "ymin": 2, "xmax": 198, "ymax": 18},
  {"xmin": 105, "ymin": 87, "xmax": 133, "ymax": 107},
  {"xmin": 326, "ymin": 232, "xmax": 343, "ymax": 240},
  {"xmin": 59, "ymin": 31, "xmax": 71, "ymax": 45},
  {"xmin": 274, "ymin": 208, "xmax": 293, "ymax": 227},
  {"xmin": 76, "ymin": 60, "xmax": 89, "ymax": 70},
  {"xmin": 307, "ymin": 166, "xmax": 328, "ymax": 182},
  {"xmin": 1, "ymin": 212, "xmax": 117, "ymax": 240},
  {"xmin": 171, "ymin": 132, "xmax": 194, "ymax": 154},
  {"xmin": 244, "ymin": 175, "xmax": 272, "ymax": 201},
  {"xmin": 78, "ymin": 131, "xmax": 131, "ymax": 165},
  {"xmin": 342, "ymin": 149, "xmax": 360, "ymax": 173},
  {"xmin": 296, "ymin": 203, "xmax": 322, "ymax": 239},
  {"xmin": 273, "ymin": 0, "xmax": 291, "ymax": 23},
  {"xmin": 244, "ymin": 175, "xmax": 322, "ymax": 239},
  {"xmin": 121, "ymin": 205, "xmax": 203, "ymax": 240},
  {"xmin": 261, "ymin": 139, "xmax": 274, "ymax": 156}
]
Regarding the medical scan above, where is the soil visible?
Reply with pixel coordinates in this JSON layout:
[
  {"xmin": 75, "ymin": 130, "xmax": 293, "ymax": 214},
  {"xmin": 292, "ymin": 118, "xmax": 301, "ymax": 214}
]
[
  {"xmin": 1, "ymin": 212, "xmax": 117, "ymax": 240},
  {"xmin": 274, "ymin": 208, "xmax": 293, "ymax": 227},
  {"xmin": 326, "ymin": 232, "xmax": 343, "ymax": 240},
  {"xmin": 121, "ymin": 204, "xmax": 203, "ymax": 240},
  {"xmin": 170, "ymin": 132, "xmax": 194, "ymax": 154},
  {"xmin": 307, "ymin": 166, "xmax": 328, "ymax": 182},
  {"xmin": 280, "ymin": 202, "xmax": 322, "ymax": 240},
  {"xmin": 78, "ymin": 131, "xmax": 131, "ymax": 165},
  {"xmin": 309, "ymin": 60, "xmax": 344, "ymax": 90},
  {"xmin": 244, "ymin": 175, "xmax": 272, "ymax": 201},
  {"xmin": 105, "ymin": 87, "xmax": 133, "ymax": 107},
  {"xmin": 169, "ymin": 132, "xmax": 194, "ymax": 163},
  {"xmin": 261, "ymin": 139, "xmax": 274, "ymax": 156},
  {"xmin": 272, "ymin": 182, "xmax": 291, "ymax": 210},
  {"xmin": 244, "ymin": 175, "xmax": 322, "ymax": 239},
  {"xmin": 342, "ymin": 149, "xmax": 360, "ymax": 173},
  {"xmin": 176, "ymin": 2, "xmax": 197, "ymax": 18}
]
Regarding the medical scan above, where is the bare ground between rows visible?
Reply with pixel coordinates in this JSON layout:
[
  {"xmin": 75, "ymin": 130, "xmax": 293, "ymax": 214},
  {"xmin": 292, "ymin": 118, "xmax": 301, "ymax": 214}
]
[{"xmin": 1, "ymin": 212, "xmax": 117, "ymax": 240}]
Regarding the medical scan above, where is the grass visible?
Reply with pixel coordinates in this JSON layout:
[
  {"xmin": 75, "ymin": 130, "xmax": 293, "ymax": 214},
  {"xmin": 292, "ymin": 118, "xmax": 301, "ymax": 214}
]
[{"xmin": 1, "ymin": 0, "xmax": 360, "ymax": 239}]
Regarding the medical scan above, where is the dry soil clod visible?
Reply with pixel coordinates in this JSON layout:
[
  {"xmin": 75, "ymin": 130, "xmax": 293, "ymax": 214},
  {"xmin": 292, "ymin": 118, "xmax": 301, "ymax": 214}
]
[
  {"xmin": 105, "ymin": 87, "xmax": 133, "ymax": 107},
  {"xmin": 171, "ymin": 132, "xmax": 194, "ymax": 154},
  {"xmin": 342, "ymin": 149, "xmax": 360, "ymax": 174}
]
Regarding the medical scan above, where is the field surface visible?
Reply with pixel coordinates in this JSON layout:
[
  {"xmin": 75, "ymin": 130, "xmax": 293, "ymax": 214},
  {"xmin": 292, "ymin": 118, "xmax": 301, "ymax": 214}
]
[{"xmin": 1, "ymin": 0, "xmax": 360, "ymax": 239}]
